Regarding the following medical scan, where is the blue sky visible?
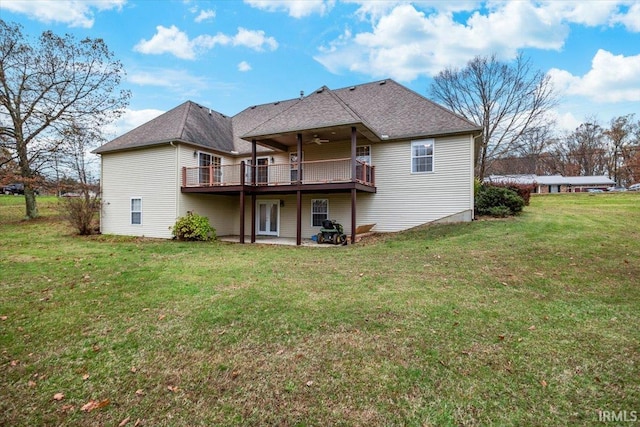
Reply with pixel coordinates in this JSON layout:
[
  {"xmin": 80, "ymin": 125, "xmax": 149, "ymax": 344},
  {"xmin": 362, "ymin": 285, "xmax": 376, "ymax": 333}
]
[{"xmin": 2, "ymin": 0, "xmax": 640, "ymax": 139}]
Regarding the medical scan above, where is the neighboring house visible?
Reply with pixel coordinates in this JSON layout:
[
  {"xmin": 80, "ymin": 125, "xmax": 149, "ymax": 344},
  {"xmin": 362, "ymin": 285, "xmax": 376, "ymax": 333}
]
[
  {"xmin": 486, "ymin": 174, "xmax": 616, "ymax": 193},
  {"xmin": 94, "ymin": 79, "xmax": 481, "ymax": 244}
]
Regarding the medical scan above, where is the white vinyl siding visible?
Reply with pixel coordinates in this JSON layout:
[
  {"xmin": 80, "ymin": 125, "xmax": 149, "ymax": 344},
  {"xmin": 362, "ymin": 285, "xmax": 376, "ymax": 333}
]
[
  {"xmin": 358, "ymin": 135, "xmax": 473, "ymax": 232},
  {"xmin": 100, "ymin": 134, "xmax": 473, "ymax": 240},
  {"xmin": 101, "ymin": 145, "xmax": 178, "ymax": 238}
]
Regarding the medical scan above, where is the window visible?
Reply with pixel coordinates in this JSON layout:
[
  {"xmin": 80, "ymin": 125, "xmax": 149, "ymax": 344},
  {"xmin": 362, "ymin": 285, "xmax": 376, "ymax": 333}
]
[
  {"xmin": 199, "ymin": 152, "xmax": 222, "ymax": 184},
  {"xmin": 243, "ymin": 157, "xmax": 268, "ymax": 184},
  {"xmin": 131, "ymin": 197, "xmax": 142, "ymax": 225},
  {"xmin": 356, "ymin": 145, "xmax": 371, "ymax": 182},
  {"xmin": 311, "ymin": 199, "xmax": 328, "ymax": 227},
  {"xmin": 356, "ymin": 146, "xmax": 371, "ymax": 164},
  {"xmin": 290, "ymin": 152, "xmax": 303, "ymax": 182},
  {"xmin": 411, "ymin": 139, "xmax": 434, "ymax": 173}
]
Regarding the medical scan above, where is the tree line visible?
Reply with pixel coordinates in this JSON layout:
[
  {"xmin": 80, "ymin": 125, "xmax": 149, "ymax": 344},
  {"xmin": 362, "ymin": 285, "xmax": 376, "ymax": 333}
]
[
  {"xmin": 487, "ymin": 116, "xmax": 640, "ymax": 186},
  {"xmin": 430, "ymin": 55, "xmax": 639, "ymax": 186}
]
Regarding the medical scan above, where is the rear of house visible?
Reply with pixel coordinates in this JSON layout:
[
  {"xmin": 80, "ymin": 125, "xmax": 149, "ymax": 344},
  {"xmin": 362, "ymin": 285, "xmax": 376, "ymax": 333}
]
[{"xmin": 95, "ymin": 79, "xmax": 480, "ymax": 244}]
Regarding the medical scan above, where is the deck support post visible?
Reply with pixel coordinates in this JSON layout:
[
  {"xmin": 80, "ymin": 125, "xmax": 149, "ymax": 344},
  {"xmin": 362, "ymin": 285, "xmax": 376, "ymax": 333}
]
[
  {"xmin": 351, "ymin": 126, "xmax": 357, "ymax": 183},
  {"xmin": 351, "ymin": 127, "xmax": 357, "ymax": 244},
  {"xmin": 296, "ymin": 133, "xmax": 303, "ymax": 246},
  {"xmin": 240, "ymin": 161, "xmax": 245, "ymax": 244},
  {"xmin": 251, "ymin": 140, "xmax": 257, "ymax": 243}
]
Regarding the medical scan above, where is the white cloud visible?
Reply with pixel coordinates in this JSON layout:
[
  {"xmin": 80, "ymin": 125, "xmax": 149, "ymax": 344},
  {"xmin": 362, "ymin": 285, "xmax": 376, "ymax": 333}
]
[
  {"xmin": 128, "ymin": 68, "xmax": 209, "ymax": 92},
  {"xmin": 194, "ymin": 9, "xmax": 216, "ymax": 23},
  {"xmin": 0, "ymin": 0, "xmax": 125, "ymax": 28},
  {"xmin": 541, "ymin": 1, "xmax": 622, "ymax": 27},
  {"xmin": 315, "ymin": 1, "xmax": 637, "ymax": 82},
  {"xmin": 238, "ymin": 61, "xmax": 252, "ymax": 72},
  {"xmin": 103, "ymin": 108, "xmax": 165, "ymax": 139},
  {"xmin": 233, "ymin": 27, "xmax": 278, "ymax": 51},
  {"xmin": 244, "ymin": 0, "xmax": 334, "ymax": 18},
  {"xmin": 548, "ymin": 49, "xmax": 640, "ymax": 103},
  {"xmin": 315, "ymin": 2, "xmax": 571, "ymax": 81},
  {"xmin": 134, "ymin": 25, "xmax": 278, "ymax": 59},
  {"xmin": 549, "ymin": 110, "xmax": 582, "ymax": 132},
  {"xmin": 612, "ymin": 3, "xmax": 640, "ymax": 32},
  {"xmin": 134, "ymin": 25, "xmax": 196, "ymax": 59}
]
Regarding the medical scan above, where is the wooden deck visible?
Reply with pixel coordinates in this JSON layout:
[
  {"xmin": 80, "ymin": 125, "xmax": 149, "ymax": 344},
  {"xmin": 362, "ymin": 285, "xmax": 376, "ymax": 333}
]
[{"xmin": 181, "ymin": 158, "xmax": 376, "ymax": 194}]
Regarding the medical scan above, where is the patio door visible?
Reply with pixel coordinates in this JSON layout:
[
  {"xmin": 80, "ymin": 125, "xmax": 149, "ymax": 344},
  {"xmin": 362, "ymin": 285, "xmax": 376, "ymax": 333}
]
[
  {"xmin": 257, "ymin": 200, "xmax": 279, "ymax": 236},
  {"xmin": 256, "ymin": 157, "xmax": 269, "ymax": 184}
]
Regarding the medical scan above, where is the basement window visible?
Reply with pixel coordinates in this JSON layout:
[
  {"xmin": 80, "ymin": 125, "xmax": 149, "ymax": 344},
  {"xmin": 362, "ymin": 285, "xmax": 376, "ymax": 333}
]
[{"xmin": 311, "ymin": 199, "xmax": 328, "ymax": 227}]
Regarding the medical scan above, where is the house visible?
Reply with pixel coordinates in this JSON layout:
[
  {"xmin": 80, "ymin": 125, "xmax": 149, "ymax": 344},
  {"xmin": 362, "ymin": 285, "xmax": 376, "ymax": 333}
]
[
  {"xmin": 94, "ymin": 79, "xmax": 481, "ymax": 245},
  {"xmin": 486, "ymin": 174, "xmax": 616, "ymax": 193}
]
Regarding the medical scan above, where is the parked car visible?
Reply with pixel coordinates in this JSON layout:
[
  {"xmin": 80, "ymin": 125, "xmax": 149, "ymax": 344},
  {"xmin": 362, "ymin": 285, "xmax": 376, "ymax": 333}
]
[
  {"xmin": 2, "ymin": 183, "xmax": 24, "ymax": 195},
  {"xmin": 629, "ymin": 183, "xmax": 640, "ymax": 191},
  {"xmin": 2, "ymin": 183, "xmax": 40, "ymax": 195},
  {"xmin": 607, "ymin": 186, "xmax": 627, "ymax": 192}
]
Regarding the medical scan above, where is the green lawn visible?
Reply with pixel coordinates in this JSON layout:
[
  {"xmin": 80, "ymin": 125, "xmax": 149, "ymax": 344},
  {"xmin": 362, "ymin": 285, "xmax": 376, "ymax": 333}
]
[{"xmin": 1, "ymin": 193, "xmax": 639, "ymax": 426}]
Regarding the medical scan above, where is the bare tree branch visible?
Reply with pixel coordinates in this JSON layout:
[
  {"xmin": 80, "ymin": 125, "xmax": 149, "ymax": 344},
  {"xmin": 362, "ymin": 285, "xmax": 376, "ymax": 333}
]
[
  {"xmin": 0, "ymin": 20, "xmax": 130, "ymax": 218},
  {"xmin": 430, "ymin": 53, "xmax": 557, "ymax": 179}
]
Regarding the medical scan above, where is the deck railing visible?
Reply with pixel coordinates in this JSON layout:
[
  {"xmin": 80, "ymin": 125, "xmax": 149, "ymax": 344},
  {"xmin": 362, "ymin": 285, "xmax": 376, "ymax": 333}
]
[{"xmin": 182, "ymin": 158, "xmax": 375, "ymax": 188}]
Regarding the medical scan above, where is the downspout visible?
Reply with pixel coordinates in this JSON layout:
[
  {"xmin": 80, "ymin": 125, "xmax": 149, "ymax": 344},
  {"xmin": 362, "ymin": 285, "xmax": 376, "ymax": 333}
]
[
  {"xmin": 99, "ymin": 154, "xmax": 103, "ymax": 233},
  {"xmin": 170, "ymin": 142, "xmax": 179, "ymax": 222},
  {"xmin": 472, "ymin": 133, "xmax": 482, "ymax": 218}
]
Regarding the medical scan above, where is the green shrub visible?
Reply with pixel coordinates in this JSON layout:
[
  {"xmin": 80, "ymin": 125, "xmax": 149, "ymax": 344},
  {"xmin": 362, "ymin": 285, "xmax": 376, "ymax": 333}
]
[
  {"xmin": 474, "ymin": 177, "xmax": 483, "ymax": 198},
  {"xmin": 171, "ymin": 211, "xmax": 216, "ymax": 241},
  {"xmin": 491, "ymin": 182, "xmax": 535, "ymax": 206},
  {"xmin": 476, "ymin": 185, "xmax": 525, "ymax": 216},
  {"xmin": 487, "ymin": 206, "xmax": 512, "ymax": 217}
]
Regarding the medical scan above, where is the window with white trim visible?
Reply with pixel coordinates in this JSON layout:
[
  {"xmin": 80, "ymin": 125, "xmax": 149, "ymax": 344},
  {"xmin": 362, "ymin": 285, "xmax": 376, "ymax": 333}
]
[
  {"xmin": 131, "ymin": 197, "xmax": 142, "ymax": 225},
  {"xmin": 411, "ymin": 139, "xmax": 434, "ymax": 173},
  {"xmin": 311, "ymin": 199, "xmax": 328, "ymax": 227}
]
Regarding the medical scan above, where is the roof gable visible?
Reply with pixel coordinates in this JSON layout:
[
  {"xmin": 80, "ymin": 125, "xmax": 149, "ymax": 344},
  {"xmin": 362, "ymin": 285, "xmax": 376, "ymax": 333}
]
[
  {"xmin": 333, "ymin": 80, "xmax": 480, "ymax": 140},
  {"xmin": 94, "ymin": 101, "xmax": 233, "ymax": 154},
  {"xmin": 242, "ymin": 86, "xmax": 365, "ymax": 139}
]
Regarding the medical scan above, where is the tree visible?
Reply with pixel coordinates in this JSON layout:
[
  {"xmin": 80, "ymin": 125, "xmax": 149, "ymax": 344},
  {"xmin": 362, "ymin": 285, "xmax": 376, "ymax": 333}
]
[
  {"xmin": 604, "ymin": 114, "xmax": 638, "ymax": 185},
  {"xmin": 430, "ymin": 53, "xmax": 557, "ymax": 179},
  {"xmin": 559, "ymin": 120, "xmax": 608, "ymax": 176},
  {"xmin": 0, "ymin": 20, "xmax": 130, "ymax": 218}
]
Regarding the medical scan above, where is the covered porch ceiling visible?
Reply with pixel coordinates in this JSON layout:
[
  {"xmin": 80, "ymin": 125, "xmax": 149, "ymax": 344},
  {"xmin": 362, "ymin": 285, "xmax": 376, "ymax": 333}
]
[{"xmin": 241, "ymin": 123, "xmax": 382, "ymax": 152}]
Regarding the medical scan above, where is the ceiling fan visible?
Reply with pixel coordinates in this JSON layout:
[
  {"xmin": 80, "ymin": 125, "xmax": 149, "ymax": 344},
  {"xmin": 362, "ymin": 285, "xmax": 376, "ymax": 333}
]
[{"xmin": 308, "ymin": 134, "xmax": 329, "ymax": 145}]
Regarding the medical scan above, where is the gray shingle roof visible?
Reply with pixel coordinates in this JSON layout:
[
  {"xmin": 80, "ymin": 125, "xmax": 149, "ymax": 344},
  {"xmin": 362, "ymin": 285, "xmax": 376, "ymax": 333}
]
[
  {"xmin": 94, "ymin": 101, "xmax": 234, "ymax": 154},
  {"xmin": 242, "ymin": 86, "xmax": 364, "ymax": 138},
  {"xmin": 95, "ymin": 79, "xmax": 481, "ymax": 156},
  {"xmin": 333, "ymin": 79, "xmax": 480, "ymax": 140},
  {"xmin": 231, "ymin": 98, "xmax": 299, "ymax": 154}
]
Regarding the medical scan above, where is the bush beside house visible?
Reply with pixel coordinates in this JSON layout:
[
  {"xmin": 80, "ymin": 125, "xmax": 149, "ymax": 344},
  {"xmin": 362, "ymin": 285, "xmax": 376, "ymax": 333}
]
[{"xmin": 476, "ymin": 185, "xmax": 525, "ymax": 217}]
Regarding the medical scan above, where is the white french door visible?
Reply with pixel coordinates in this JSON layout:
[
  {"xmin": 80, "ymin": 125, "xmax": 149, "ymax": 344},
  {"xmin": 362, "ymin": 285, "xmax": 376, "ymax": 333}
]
[{"xmin": 257, "ymin": 200, "xmax": 279, "ymax": 236}]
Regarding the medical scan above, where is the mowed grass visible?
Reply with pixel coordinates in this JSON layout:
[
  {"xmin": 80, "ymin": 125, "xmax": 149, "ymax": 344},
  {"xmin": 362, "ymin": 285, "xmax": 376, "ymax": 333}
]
[{"xmin": 1, "ymin": 193, "xmax": 639, "ymax": 426}]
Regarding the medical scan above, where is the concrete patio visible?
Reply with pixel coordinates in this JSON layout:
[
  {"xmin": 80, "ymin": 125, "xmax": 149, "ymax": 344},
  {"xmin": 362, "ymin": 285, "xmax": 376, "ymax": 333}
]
[{"xmin": 218, "ymin": 235, "xmax": 336, "ymax": 247}]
